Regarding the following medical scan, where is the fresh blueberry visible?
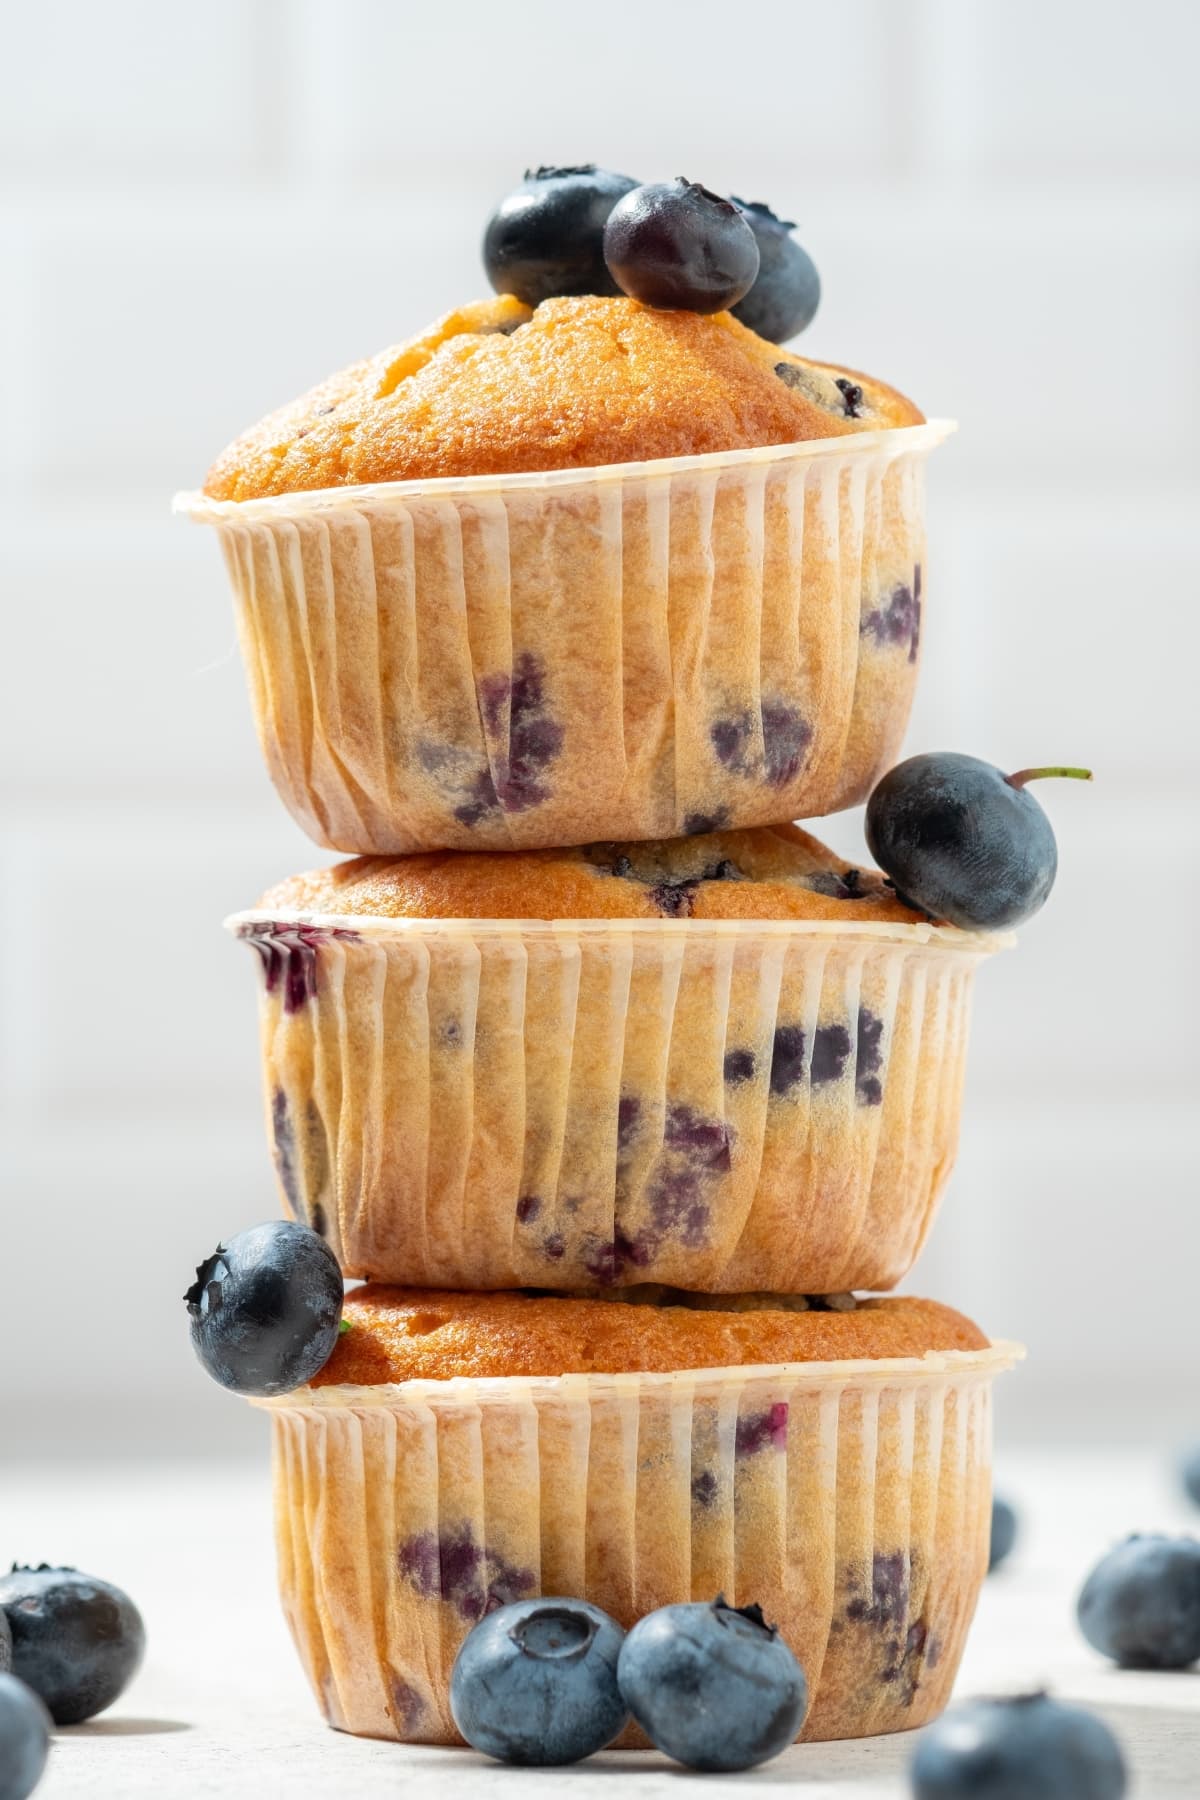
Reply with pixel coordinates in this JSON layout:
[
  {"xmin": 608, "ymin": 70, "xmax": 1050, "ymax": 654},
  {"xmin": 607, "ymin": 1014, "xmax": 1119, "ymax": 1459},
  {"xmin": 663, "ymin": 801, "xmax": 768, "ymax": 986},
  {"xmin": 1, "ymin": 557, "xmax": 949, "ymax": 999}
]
[
  {"xmin": 730, "ymin": 199, "xmax": 820, "ymax": 342},
  {"xmin": 0, "ymin": 1567, "xmax": 144, "ymax": 1727},
  {"xmin": 865, "ymin": 753, "xmax": 1092, "ymax": 931},
  {"xmin": 1077, "ymin": 1535, "xmax": 1200, "ymax": 1669},
  {"xmin": 1180, "ymin": 1445, "xmax": 1200, "ymax": 1507},
  {"xmin": 617, "ymin": 1596, "xmax": 806, "ymax": 1771},
  {"xmin": 910, "ymin": 1693, "xmax": 1126, "ymax": 1799},
  {"xmin": 0, "ymin": 1675, "xmax": 51, "ymax": 1800},
  {"xmin": 989, "ymin": 1496, "xmax": 1019, "ymax": 1572},
  {"xmin": 184, "ymin": 1220, "xmax": 343, "ymax": 1396},
  {"xmin": 483, "ymin": 165, "xmax": 638, "ymax": 306},
  {"xmin": 603, "ymin": 179, "xmax": 760, "ymax": 314},
  {"xmin": 450, "ymin": 1597, "xmax": 626, "ymax": 1765}
]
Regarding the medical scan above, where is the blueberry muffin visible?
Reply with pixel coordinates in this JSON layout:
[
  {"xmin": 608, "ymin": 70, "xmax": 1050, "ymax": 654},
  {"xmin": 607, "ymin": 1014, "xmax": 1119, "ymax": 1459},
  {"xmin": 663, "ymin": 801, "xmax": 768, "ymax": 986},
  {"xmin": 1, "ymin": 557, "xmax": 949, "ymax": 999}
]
[
  {"xmin": 262, "ymin": 1285, "xmax": 1017, "ymax": 1745},
  {"xmin": 231, "ymin": 825, "xmax": 1006, "ymax": 1295},
  {"xmin": 184, "ymin": 296, "xmax": 948, "ymax": 854}
]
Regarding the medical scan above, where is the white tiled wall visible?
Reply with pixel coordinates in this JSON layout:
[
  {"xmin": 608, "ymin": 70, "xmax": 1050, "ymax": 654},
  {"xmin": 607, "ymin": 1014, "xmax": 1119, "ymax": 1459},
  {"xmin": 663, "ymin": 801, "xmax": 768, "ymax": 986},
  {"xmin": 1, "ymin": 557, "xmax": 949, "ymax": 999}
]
[{"xmin": 2, "ymin": 0, "xmax": 1197, "ymax": 1456}]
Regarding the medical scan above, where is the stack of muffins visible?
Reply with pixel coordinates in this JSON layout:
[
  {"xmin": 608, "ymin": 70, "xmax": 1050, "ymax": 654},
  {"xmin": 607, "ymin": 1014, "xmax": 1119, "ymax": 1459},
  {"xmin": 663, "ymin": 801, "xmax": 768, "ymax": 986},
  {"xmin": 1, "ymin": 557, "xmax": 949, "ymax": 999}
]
[{"xmin": 183, "ymin": 286, "xmax": 1018, "ymax": 1747}]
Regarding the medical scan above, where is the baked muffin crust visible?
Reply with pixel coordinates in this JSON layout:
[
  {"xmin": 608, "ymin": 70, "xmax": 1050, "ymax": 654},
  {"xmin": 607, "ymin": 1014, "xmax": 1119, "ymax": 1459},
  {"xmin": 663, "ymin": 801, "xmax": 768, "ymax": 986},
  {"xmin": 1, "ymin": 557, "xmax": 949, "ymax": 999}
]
[
  {"xmin": 255, "ymin": 824, "xmax": 929, "ymax": 926},
  {"xmin": 204, "ymin": 295, "xmax": 924, "ymax": 500},
  {"xmin": 314, "ymin": 1288, "xmax": 988, "ymax": 1385}
]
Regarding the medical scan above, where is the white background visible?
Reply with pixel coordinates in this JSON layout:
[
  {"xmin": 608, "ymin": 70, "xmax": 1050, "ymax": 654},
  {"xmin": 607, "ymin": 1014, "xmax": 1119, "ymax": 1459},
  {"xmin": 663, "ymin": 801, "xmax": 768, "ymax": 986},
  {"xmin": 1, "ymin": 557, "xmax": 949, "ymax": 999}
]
[{"xmin": 1, "ymin": 0, "xmax": 1197, "ymax": 1463}]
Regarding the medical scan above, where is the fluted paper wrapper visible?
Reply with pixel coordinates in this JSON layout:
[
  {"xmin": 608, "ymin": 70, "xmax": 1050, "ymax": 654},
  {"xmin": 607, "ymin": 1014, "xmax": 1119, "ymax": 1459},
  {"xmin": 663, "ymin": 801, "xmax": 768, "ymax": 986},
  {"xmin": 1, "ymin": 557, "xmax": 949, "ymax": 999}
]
[
  {"xmin": 181, "ymin": 422, "xmax": 952, "ymax": 855},
  {"xmin": 260, "ymin": 1342, "xmax": 1018, "ymax": 1745},
  {"xmin": 231, "ymin": 912, "xmax": 1005, "ymax": 1295}
]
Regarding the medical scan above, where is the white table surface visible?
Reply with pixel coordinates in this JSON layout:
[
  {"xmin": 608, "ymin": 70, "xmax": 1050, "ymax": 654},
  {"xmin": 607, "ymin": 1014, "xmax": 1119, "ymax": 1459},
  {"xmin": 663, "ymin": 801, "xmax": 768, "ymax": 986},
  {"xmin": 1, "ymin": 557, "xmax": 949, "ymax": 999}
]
[{"xmin": 6, "ymin": 1450, "xmax": 1198, "ymax": 1798}]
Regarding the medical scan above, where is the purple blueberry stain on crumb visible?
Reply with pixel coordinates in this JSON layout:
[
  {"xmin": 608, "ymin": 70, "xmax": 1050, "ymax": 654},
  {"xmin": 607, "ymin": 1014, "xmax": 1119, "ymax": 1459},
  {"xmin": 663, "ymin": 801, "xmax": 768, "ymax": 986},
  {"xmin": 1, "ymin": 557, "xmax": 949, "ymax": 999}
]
[
  {"xmin": 723, "ymin": 1048, "xmax": 757, "ymax": 1084},
  {"xmin": 691, "ymin": 1469, "xmax": 719, "ymax": 1509},
  {"xmin": 760, "ymin": 701, "xmax": 813, "ymax": 787},
  {"xmin": 388, "ymin": 1676, "xmax": 427, "ymax": 1734},
  {"xmin": 515, "ymin": 1194, "xmax": 541, "ymax": 1225},
  {"xmin": 543, "ymin": 1233, "xmax": 566, "ymax": 1261},
  {"xmin": 683, "ymin": 809, "xmax": 731, "ymax": 836},
  {"xmin": 735, "ymin": 1402, "xmax": 790, "ymax": 1457},
  {"xmin": 861, "ymin": 582, "xmax": 921, "ymax": 664},
  {"xmin": 811, "ymin": 1022, "xmax": 852, "ymax": 1087},
  {"xmin": 240, "ymin": 921, "xmax": 360, "ymax": 1013},
  {"xmin": 396, "ymin": 1527, "xmax": 535, "ymax": 1623},
  {"xmin": 271, "ymin": 1089, "xmax": 299, "ymax": 1215},
  {"xmin": 769, "ymin": 1024, "xmax": 806, "ymax": 1096},
  {"xmin": 664, "ymin": 1104, "xmax": 731, "ymax": 1169},
  {"xmin": 583, "ymin": 1228, "xmax": 653, "ymax": 1286},
  {"xmin": 856, "ymin": 1008, "xmax": 885, "ymax": 1106},
  {"xmin": 711, "ymin": 714, "xmax": 751, "ymax": 771},
  {"xmin": 835, "ymin": 377, "xmax": 864, "ymax": 419},
  {"xmin": 651, "ymin": 879, "xmax": 699, "ymax": 918},
  {"xmin": 617, "ymin": 1094, "xmax": 641, "ymax": 1151}
]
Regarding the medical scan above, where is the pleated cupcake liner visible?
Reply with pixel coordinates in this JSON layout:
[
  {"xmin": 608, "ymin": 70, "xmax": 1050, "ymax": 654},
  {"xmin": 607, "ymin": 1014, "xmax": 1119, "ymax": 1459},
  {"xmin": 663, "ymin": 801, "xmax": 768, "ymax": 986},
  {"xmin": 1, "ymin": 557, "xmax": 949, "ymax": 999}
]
[
  {"xmin": 229, "ymin": 911, "xmax": 1006, "ymax": 1295},
  {"xmin": 259, "ymin": 1340, "xmax": 1020, "ymax": 1745},
  {"xmin": 181, "ymin": 421, "xmax": 953, "ymax": 854}
]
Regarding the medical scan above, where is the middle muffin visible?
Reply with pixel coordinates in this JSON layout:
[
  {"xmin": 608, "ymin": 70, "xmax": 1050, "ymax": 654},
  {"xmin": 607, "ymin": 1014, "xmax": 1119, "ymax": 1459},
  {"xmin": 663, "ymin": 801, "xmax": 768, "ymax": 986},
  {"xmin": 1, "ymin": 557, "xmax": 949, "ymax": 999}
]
[{"xmin": 231, "ymin": 824, "xmax": 1006, "ymax": 1295}]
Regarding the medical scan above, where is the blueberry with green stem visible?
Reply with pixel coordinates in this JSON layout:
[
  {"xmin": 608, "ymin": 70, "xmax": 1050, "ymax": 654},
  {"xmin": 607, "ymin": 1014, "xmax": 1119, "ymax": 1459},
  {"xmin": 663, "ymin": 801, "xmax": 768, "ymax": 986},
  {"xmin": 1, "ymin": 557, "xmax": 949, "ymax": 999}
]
[
  {"xmin": 603, "ymin": 180, "xmax": 760, "ymax": 314},
  {"xmin": 866, "ymin": 753, "xmax": 1092, "ymax": 931},
  {"xmin": 185, "ymin": 1220, "xmax": 343, "ymax": 1396},
  {"xmin": 483, "ymin": 166, "xmax": 638, "ymax": 306},
  {"xmin": 730, "ymin": 199, "xmax": 820, "ymax": 342},
  {"xmin": 0, "ymin": 1675, "xmax": 51, "ymax": 1800},
  {"xmin": 0, "ymin": 1567, "xmax": 144, "ymax": 1726}
]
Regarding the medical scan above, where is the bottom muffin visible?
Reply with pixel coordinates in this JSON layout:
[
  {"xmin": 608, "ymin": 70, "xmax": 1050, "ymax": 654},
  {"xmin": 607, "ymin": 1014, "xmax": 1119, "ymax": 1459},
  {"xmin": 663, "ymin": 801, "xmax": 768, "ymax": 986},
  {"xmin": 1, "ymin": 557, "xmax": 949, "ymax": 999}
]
[{"xmin": 259, "ymin": 1288, "xmax": 1019, "ymax": 1747}]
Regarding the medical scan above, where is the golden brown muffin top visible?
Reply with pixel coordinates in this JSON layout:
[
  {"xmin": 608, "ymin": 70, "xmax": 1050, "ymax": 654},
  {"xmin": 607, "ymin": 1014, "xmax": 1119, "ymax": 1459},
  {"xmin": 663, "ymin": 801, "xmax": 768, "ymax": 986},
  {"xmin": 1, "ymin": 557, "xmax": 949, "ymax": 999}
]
[
  {"xmin": 314, "ymin": 1287, "xmax": 988, "ymax": 1385},
  {"xmin": 255, "ymin": 824, "xmax": 931, "ymax": 926},
  {"xmin": 203, "ymin": 295, "xmax": 924, "ymax": 500}
]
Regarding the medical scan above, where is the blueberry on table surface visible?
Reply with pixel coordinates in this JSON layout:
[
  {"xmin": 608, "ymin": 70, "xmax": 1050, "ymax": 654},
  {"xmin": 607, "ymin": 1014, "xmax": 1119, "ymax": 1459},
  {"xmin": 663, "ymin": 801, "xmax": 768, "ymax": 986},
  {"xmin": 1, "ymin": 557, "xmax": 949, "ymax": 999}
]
[
  {"xmin": 450, "ymin": 1597, "xmax": 626, "ymax": 1765},
  {"xmin": 910, "ymin": 1693, "xmax": 1126, "ymax": 1800},
  {"xmin": 1181, "ymin": 1444, "xmax": 1200, "ymax": 1507},
  {"xmin": 603, "ymin": 179, "xmax": 760, "ymax": 314},
  {"xmin": 0, "ymin": 1567, "xmax": 144, "ymax": 1728},
  {"xmin": 1077, "ymin": 1535, "xmax": 1200, "ymax": 1669},
  {"xmin": 865, "ymin": 753, "xmax": 1092, "ymax": 931},
  {"xmin": 617, "ymin": 1596, "xmax": 807, "ymax": 1771},
  {"xmin": 483, "ymin": 165, "xmax": 639, "ymax": 306},
  {"xmin": 989, "ymin": 1496, "xmax": 1019, "ymax": 1572},
  {"xmin": 0, "ymin": 1675, "xmax": 51, "ymax": 1800},
  {"xmin": 730, "ymin": 198, "xmax": 820, "ymax": 342},
  {"xmin": 184, "ymin": 1219, "xmax": 343, "ymax": 1396}
]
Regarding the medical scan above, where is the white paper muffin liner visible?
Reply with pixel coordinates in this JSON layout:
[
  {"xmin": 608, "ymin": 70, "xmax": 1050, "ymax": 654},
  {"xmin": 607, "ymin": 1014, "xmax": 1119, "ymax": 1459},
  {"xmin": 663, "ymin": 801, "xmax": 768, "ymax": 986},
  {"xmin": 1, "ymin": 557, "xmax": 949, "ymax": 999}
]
[
  {"xmin": 259, "ymin": 1340, "xmax": 1019, "ymax": 1745},
  {"xmin": 180, "ymin": 422, "xmax": 953, "ymax": 855},
  {"xmin": 229, "ymin": 911, "xmax": 1006, "ymax": 1295}
]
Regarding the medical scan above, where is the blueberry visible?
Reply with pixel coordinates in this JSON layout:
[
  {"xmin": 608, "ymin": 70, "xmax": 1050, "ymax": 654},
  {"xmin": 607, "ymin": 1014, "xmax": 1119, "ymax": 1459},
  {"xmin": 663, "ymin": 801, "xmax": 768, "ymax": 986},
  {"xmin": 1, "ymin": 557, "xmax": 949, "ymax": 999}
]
[
  {"xmin": 617, "ymin": 1596, "xmax": 806, "ymax": 1771},
  {"xmin": 0, "ymin": 1675, "xmax": 51, "ymax": 1800},
  {"xmin": 450, "ymin": 1597, "xmax": 626, "ymax": 1765},
  {"xmin": 989, "ymin": 1496, "xmax": 1019, "ymax": 1572},
  {"xmin": 1077, "ymin": 1535, "xmax": 1200, "ymax": 1669},
  {"xmin": 0, "ymin": 1567, "xmax": 144, "ymax": 1727},
  {"xmin": 1181, "ymin": 1445, "xmax": 1200, "ymax": 1507},
  {"xmin": 184, "ymin": 1220, "xmax": 343, "ymax": 1396},
  {"xmin": 483, "ymin": 165, "xmax": 638, "ymax": 306},
  {"xmin": 865, "ymin": 753, "xmax": 1092, "ymax": 931},
  {"xmin": 603, "ymin": 179, "xmax": 760, "ymax": 314},
  {"xmin": 0, "ymin": 1610, "xmax": 10, "ymax": 1675},
  {"xmin": 910, "ymin": 1693, "xmax": 1126, "ymax": 1800},
  {"xmin": 730, "ymin": 199, "xmax": 820, "ymax": 342}
]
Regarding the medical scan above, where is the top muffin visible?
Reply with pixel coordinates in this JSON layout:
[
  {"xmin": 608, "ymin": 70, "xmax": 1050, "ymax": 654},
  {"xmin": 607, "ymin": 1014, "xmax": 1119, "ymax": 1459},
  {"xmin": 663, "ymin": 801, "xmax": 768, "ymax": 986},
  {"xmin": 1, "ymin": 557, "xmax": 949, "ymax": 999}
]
[{"xmin": 203, "ymin": 296, "xmax": 924, "ymax": 501}]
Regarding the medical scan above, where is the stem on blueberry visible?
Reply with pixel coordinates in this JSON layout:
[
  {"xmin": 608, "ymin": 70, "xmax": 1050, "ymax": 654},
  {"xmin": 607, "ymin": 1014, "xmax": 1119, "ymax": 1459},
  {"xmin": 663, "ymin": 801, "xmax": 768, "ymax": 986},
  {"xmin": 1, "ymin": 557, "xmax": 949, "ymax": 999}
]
[{"xmin": 1005, "ymin": 766, "xmax": 1093, "ymax": 790}]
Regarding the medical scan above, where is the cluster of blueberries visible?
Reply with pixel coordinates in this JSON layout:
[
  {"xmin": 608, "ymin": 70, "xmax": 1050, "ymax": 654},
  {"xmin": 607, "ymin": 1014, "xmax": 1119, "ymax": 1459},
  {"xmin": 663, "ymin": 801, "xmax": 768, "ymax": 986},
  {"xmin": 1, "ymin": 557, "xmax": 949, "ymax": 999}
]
[
  {"xmin": 0, "ymin": 1565, "xmax": 144, "ymax": 1800},
  {"xmin": 482, "ymin": 164, "xmax": 821, "ymax": 338}
]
